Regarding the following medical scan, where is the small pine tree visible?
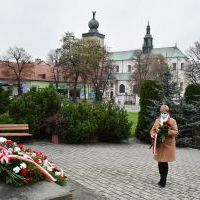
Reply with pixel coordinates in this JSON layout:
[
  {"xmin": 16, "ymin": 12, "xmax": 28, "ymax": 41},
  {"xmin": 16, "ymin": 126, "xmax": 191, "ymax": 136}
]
[
  {"xmin": 181, "ymin": 84, "xmax": 200, "ymax": 135},
  {"xmin": 159, "ymin": 68, "xmax": 181, "ymax": 102},
  {"xmin": 135, "ymin": 80, "xmax": 163, "ymax": 142}
]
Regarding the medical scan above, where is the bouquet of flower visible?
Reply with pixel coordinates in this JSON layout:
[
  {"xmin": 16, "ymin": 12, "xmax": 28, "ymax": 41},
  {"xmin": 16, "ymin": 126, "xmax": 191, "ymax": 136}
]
[
  {"xmin": 157, "ymin": 121, "xmax": 171, "ymax": 145},
  {"xmin": 0, "ymin": 137, "xmax": 66, "ymax": 186}
]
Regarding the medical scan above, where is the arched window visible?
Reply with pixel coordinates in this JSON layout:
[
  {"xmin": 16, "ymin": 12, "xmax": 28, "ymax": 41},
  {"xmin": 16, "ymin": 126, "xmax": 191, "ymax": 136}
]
[{"xmin": 119, "ymin": 84, "xmax": 125, "ymax": 93}]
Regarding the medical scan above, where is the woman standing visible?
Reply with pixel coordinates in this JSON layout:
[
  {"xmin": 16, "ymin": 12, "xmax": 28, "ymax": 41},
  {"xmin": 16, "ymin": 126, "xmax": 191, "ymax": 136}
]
[{"xmin": 150, "ymin": 105, "xmax": 178, "ymax": 187}]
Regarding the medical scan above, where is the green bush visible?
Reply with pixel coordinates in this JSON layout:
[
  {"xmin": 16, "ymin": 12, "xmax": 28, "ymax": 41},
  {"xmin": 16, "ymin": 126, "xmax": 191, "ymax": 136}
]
[
  {"xmin": 95, "ymin": 102, "xmax": 132, "ymax": 143},
  {"xmin": 184, "ymin": 84, "xmax": 200, "ymax": 104},
  {"xmin": 8, "ymin": 86, "xmax": 61, "ymax": 138},
  {"xmin": 61, "ymin": 103, "xmax": 98, "ymax": 143},
  {"xmin": 60, "ymin": 102, "xmax": 132, "ymax": 143},
  {"xmin": 0, "ymin": 86, "xmax": 12, "ymax": 114},
  {"xmin": 0, "ymin": 113, "xmax": 14, "ymax": 124},
  {"xmin": 176, "ymin": 137, "xmax": 192, "ymax": 147},
  {"xmin": 135, "ymin": 80, "xmax": 163, "ymax": 142}
]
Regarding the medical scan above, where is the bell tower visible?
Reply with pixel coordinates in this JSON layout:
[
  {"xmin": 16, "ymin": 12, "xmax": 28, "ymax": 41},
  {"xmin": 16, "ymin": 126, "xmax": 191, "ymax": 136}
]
[
  {"xmin": 82, "ymin": 11, "xmax": 105, "ymax": 47},
  {"xmin": 142, "ymin": 21, "xmax": 153, "ymax": 53}
]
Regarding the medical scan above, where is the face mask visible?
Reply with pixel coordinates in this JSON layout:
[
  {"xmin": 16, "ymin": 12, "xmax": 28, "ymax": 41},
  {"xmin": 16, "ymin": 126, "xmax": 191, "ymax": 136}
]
[{"xmin": 160, "ymin": 113, "xmax": 169, "ymax": 120}]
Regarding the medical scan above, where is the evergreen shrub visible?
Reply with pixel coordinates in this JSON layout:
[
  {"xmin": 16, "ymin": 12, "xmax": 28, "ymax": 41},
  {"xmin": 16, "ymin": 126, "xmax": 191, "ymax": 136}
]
[
  {"xmin": 0, "ymin": 86, "xmax": 12, "ymax": 114},
  {"xmin": 60, "ymin": 102, "xmax": 132, "ymax": 143},
  {"xmin": 0, "ymin": 113, "xmax": 14, "ymax": 124},
  {"xmin": 184, "ymin": 84, "xmax": 200, "ymax": 104},
  {"xmin": 135, "ymin": 80, "xmax": 163, "ymax": 143},
  {"xmin": 8, "ymin": 86, "xmax": 61, "ymax": 138},
  {"xmin": 96, "ymin": 102, "xmax": 132, "ymax": 143},
  {"xmin": 61, "ymin": 103, "xmax": 98, "ymax": 143}
]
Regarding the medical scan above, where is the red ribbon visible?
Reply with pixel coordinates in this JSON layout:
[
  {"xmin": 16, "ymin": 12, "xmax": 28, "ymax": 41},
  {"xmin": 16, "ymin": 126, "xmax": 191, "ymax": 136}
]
[
  {"xmin": 150, "ymin": 131, "xmax": 157, "ymax": 155},
  {"xmin": 0, "ymin": 145, "xmax": 58, "ymax": 182}
]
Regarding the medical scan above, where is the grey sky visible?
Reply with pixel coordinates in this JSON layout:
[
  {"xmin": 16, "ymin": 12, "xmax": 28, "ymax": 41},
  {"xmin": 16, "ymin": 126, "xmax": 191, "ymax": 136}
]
[{"xmin": 0, "ymin": 0, "xmax": 199, "ymax": 60}]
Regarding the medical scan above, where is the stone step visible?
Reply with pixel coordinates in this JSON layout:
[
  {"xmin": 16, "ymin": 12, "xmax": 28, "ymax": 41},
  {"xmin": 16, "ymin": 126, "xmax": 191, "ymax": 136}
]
[{"xmin": 0, "ymin": 181, "xmax": 72, "ymax": 200}]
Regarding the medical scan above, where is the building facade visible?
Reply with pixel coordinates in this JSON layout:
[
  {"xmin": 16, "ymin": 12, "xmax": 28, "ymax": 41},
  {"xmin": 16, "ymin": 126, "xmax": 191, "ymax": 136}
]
[{"xmin": 107, "ymin": 24, "xmax": 188, "ymax": 106}]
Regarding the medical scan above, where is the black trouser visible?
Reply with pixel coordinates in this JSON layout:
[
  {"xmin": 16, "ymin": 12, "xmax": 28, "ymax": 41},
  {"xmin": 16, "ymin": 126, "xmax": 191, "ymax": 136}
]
[{"xmin": 158, "ymin": 162, "xmax": 168, "ymax": 185}]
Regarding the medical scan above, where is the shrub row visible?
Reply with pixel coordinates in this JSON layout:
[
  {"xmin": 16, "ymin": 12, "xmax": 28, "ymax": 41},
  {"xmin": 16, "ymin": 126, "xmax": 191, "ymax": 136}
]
[
  {"xmin": 60, "ymin": 102, "xmax": 132, "ymax": 143},
  {"xmin": 0, "ymin": 86, "xmax": 131, "ymax": 143}
]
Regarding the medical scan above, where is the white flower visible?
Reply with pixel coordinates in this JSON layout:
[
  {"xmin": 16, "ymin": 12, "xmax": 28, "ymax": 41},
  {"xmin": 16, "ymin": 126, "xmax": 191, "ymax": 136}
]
[
  {"xmin": 47, "ymin": 166, "xmax": 53, "ymax": 172},
  {"xmin": 20, "ymin": 162, "xmax": 27, "ymax": 169},
  {"xmin": 0, "ymin": 137, "xmax": 7, "ymax": 143},
  {"xmin": 13, "ymin": 166, "xmax": 21, "ymax": 173},
  {"xmin": 43, "ymin": 159, "xmax": 49, "ymax": 167},
  {"xmin": 14, "ymin": 147, "xmax": 21, "ymax": 153},
  {"xmin": 32, "ymin": 153, "xmax": 37, "ymax": 157},
  {"xmin": 55, "ymin": 171, "xmax": 61, "ymax": 176}
]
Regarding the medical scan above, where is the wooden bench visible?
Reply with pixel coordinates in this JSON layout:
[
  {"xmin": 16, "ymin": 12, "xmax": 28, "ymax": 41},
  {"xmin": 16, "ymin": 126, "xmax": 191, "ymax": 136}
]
[{"xmin": 0, "ymin": 124, "xmax": 32, "ymax": 138}]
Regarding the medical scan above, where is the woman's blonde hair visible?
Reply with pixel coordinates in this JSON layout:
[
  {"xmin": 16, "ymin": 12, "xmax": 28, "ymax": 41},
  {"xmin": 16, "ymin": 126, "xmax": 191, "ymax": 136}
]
[{"xmin": 160, "ymin": 105, "xmax": 169, "ymax": 113}]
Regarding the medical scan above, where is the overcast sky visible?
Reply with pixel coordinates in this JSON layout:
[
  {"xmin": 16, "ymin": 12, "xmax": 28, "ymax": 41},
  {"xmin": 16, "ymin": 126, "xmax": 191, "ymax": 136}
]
[{"xmin": 0, "ymin": 0, "xmax": 199, "ymax": 61}]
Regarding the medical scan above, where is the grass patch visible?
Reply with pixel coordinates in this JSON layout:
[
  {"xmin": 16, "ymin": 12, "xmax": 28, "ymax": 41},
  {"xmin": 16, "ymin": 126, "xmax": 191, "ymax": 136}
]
[{"xmin": 127, "ymin": 112, "xmax": 138, "ymax": 137}]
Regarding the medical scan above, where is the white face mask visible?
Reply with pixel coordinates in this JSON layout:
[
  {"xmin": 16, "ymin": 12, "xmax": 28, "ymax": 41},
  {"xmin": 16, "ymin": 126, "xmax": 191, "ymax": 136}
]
[{"xmin": 160, "ymin": 113, "xmax": 169, "ymax": 120}]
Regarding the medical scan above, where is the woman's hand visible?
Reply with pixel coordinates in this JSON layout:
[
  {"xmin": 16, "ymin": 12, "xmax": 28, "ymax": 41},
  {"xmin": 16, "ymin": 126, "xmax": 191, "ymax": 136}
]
[
  {"xmin": 156, "ymin": 128, "xmax": 160, "ymax": 133},
  {"xmin": 151, "ymin": 131, "xmax": 157, "ymax": 138}
]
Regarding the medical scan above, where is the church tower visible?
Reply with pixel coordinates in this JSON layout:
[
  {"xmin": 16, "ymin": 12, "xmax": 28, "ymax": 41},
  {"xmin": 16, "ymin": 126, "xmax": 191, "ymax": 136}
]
[
  {"xmin": 82, "ymin": 11, "xmax": 105, "ymax": 47},
  {"xmin": 142, "ymin": 21, "xmax": 153, "ymax": 53}
]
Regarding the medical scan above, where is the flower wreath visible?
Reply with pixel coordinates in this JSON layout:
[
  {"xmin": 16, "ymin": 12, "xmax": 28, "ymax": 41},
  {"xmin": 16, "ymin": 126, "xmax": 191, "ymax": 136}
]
[{"xmin": 0, "ymin": 137, "xmax": 66, "ymax": 186}]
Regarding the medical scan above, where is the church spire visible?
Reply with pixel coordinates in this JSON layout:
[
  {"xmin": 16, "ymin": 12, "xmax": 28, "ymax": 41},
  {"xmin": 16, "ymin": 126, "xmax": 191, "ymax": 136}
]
[{"xmin": 142, "ymin": 21, "xmax": 153, "ymax": 53}]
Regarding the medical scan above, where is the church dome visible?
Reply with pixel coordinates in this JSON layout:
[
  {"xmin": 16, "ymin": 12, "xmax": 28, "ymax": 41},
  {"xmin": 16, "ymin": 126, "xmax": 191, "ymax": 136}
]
[
  {"xmin": 88, "ymin": 11, "xmax": 99, "ymax": 32},
  {"xmin": 88, "ymin": 18, "xmax": 99, "ymax": 30}
]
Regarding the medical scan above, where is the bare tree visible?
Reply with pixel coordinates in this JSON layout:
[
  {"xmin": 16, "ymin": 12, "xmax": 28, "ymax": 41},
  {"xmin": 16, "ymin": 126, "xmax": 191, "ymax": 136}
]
[
  {"xmin": 132, "ymin": 50, "xmax": 168, "ymax": 95},
  {"xmin": 185, "ymin": 41, "xmax": 200, "ymax": 84},
  {"xmin": 84, "ymin": 40, "xmax": 114, "ymax": 101},
  {"xmin": 47, "ymin": 49, "xmax": 63, "ymax": 89},
  {"xmin": 2, "ymin": 46, "xmax": 33, "ymax": 95}
]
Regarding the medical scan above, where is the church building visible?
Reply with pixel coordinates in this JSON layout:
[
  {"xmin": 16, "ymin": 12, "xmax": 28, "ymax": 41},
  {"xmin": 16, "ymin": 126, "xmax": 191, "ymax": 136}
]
[{"xmin": 82, "ymin": 12, "xmax": 188, "ymax": 106}]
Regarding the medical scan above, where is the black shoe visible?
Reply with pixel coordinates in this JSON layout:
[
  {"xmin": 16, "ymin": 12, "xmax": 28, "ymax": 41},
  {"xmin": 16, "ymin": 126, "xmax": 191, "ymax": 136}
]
[{"xmin": 159, "ymin": 179, "xmax": 166, "ymax": 187}]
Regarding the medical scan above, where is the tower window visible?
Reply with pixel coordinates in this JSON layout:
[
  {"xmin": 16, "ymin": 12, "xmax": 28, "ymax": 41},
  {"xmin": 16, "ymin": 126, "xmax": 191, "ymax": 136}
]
[
  {"xmin": 172, "ymin": 63, "xmax": 176, "ymax": 70},
  {"xmin": 110, "ymin": 82, "xmax": 114, "ymax": 88},
  {"xmin": 119, "ymin": 84, "xmax": 125, "ymax": 93},
  {"xmin": 128, "ymin": 65, "xmax": 131, "ymax": 72}
]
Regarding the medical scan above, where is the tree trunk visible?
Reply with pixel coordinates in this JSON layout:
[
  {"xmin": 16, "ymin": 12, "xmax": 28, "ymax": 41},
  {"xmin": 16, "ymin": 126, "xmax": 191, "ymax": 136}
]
[
  {"xmin": 84, "ymin": 83, "xmax": 86, "ymax": 101},
  {"xmin": 72, "ymin": 75, "xmax": 79, "ymax": 102},
  {"xmin": 95, "ymin": 89, "xmax": 102, "ymax": 102},
  {"xmin": 55, "ymin": 81, "xmax": 58, "ymax": 90},
  {"xmin": 17, "ymin": 79, "xmax": 22, "ymax": 95}
]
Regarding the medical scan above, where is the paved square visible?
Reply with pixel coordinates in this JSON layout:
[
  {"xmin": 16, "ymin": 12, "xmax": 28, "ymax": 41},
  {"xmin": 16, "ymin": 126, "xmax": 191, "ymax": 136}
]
[{"xmin": 29, "ymin": 140, "xmax": 200, "ymax": 200}]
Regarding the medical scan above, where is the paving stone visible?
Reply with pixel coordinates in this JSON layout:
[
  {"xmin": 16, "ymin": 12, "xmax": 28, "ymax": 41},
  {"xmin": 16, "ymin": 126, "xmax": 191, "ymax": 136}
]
[{"xmin": 27, "ymin": 139, "xmax": 200, "ymax": 199}]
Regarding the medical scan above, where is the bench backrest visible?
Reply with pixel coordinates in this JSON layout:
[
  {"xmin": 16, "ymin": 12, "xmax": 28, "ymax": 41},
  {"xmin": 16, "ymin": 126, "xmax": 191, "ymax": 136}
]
[{"xmin": 0, "ymin": 124, "xmax": 29, "ymax": 131}]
